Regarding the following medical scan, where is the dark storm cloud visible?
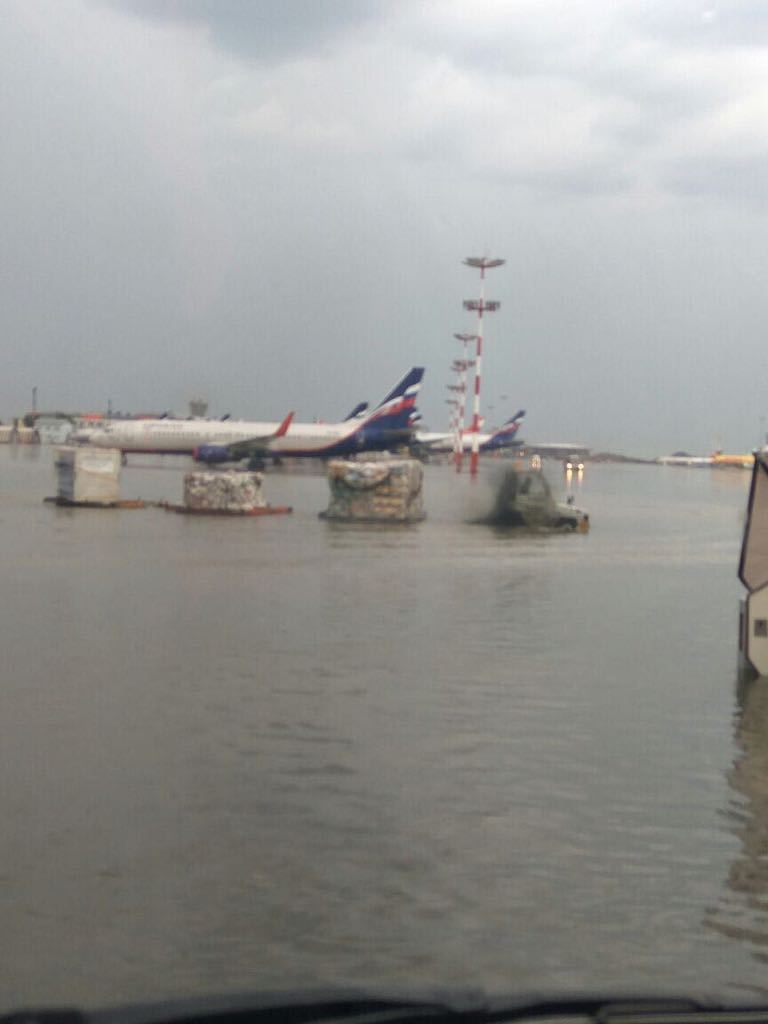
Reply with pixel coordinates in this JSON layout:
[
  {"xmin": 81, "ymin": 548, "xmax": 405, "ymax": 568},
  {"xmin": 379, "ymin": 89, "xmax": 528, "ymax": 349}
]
[
  {"xmin": 98, "ymin": 0, "xmax": 389, "ymax": 62},
  {"xmin": 5, "ymin": 0, "xmax": 768, "ymax": 451}
]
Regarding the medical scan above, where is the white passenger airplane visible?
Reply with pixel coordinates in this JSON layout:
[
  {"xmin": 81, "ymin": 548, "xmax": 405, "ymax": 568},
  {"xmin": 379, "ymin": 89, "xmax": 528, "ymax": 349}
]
[
  {"xmin": 70, "ymin": 368, "xmax": 424, "ymax": 462},
  {"xmin": 415, "ymin": 410, "xmax": 526, "ymax": 454}
]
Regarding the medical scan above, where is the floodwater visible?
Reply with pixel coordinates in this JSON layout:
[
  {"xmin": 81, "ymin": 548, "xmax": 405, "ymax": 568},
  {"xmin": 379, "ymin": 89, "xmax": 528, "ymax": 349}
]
[{"xmin": 1, "ymin": 446, "xmax": 766, "ymax": 1006}]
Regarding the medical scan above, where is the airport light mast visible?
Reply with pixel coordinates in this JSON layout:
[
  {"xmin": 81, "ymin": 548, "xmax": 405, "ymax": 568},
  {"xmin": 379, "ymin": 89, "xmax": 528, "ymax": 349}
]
[
  {"xmin": 453, "ymin": 333, "xmax": 477, "ymax": 472},
  {"xmin": 448, "ymin": 368, "xmax": 466, "ymax": 466},
  {"xmin": 445, "ymin": 391, "xmax": 460, "ymax": 419},
  {"xmin": 463, "ymin": 257, "xmax": 505, "ymax": 477},
  {"xmin": 445, "ymin": 397, "xmax": 460, "ymax": 443},
  {"xmin": 447, "ymin": 379, "xmax": 464, "ymax": 456},
  {"xmin": 451, "ymin": 356, "xmax": 474, "ymax": 471}
]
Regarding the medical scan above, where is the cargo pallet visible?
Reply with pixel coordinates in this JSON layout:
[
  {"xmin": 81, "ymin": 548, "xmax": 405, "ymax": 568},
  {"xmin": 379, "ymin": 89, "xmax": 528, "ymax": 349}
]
[
  {"xmin": 161, "ymin": 503, "xmax": 292, "ymax": 517},
  {"xmin": 44, "ymin": 497, "xmax": 147, "ymax": 509}
]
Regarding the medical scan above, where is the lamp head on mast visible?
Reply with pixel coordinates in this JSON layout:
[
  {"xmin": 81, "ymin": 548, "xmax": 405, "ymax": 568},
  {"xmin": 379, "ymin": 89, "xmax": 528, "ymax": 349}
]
[{"xmin": 463, "ymin": 257, "xmax": 506, "ymax": 271}]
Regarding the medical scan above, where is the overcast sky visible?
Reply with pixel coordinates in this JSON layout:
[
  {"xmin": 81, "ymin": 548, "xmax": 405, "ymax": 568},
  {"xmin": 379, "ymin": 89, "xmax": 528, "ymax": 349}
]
[{"xmin": 3, "ymin": 0, "xmax": 768, "ymax": 454}]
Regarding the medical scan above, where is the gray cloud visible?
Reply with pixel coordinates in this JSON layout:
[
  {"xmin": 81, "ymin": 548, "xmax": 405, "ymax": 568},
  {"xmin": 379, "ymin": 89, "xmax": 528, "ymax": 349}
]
[
  {"xmin": 97, "ymin": 0, "xmax": 389, "ymax": 62},
  {"xmin": 3, "ymin": 0, "xmax": 768, "ymax": 453},
  {"xmin": 664, "ymin": 152, "xmax": 768, "ymax": 202},
  {"xmin": 626, "ymin": 0, "xmax": 768, "ymax": 49}
]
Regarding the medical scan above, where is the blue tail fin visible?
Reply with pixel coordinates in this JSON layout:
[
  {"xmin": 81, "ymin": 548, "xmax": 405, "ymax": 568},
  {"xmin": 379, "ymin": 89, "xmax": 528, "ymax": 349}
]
[
  {"xmin": 343, "ymin": 401, "xmax": 369, "ymax": 421},
  {"xmin": 362, "ymin": 367, "xmax": 424, "ymax": 432},
  {"xmin": 344, "ymin": 367, "xmax": 424, "ymax": 451},
  {"xmin": 483, "ymin": 409, "xmax": 526, "ymax": 450}
]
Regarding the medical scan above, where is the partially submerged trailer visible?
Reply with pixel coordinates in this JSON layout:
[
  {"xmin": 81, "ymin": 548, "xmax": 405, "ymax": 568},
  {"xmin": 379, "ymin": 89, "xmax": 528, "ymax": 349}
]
[{"xmin": 738, "ymin": 452, "xmax": 768, "ymax": 676}]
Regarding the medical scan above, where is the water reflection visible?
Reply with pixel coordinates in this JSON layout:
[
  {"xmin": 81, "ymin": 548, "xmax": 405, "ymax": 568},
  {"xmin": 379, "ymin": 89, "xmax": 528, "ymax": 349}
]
[
  {"xmin": 564, "ymin": 465, "xmax": 585, "ymax": 498},
  {"xmin": 8, "ymin": 443, "xmax": 42, "ymax": 462},
  {"xmin": 707, "ymin": 676, "xmax": 768, "ymax": 964}
]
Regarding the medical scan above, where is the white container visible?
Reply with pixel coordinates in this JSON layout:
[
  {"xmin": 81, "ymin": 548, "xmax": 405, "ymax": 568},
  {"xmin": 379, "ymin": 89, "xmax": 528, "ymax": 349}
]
[
  {"xmin": 0, "ymin": 425, "xmax": 39, "ymax": 444},
  {"xmin": 55, "ymin": 447, "xmax": 122, "ymax": 505}
]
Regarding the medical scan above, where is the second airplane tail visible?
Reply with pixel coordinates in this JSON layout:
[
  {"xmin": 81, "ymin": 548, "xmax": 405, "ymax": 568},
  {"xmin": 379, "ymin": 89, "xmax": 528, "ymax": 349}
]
[{"xmin": 482, "ymin": 409, "xmax": 526, "ymax": 451}]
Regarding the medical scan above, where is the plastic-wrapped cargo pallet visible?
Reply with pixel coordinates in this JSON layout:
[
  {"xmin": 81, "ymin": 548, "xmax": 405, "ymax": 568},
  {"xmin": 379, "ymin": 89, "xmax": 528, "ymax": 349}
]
[
  {"xmin": 56, "ymin": 447, "xmax": 122, "ymax": 506},
  {"xmin": 321, "ymin": 460, "xmax": 425, "ymax": 522},
  {"xmin": 183, "ymin": 471, "xmax": 266, "ymax": 513}
]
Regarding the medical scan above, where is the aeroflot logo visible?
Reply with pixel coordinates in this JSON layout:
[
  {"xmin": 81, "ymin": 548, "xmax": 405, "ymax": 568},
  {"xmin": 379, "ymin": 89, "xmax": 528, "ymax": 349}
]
[{"xmin": 367, "ymin": 395, "xmax": 417, "ymax": 422}]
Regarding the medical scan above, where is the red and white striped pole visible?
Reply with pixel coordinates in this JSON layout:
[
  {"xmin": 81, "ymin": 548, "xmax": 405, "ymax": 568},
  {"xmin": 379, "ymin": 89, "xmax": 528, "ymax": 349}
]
[
  {"xmin": 445, "ymin": 396, "xmax": 459, "ymax": 449},
  {"xmin": 463, "ymin": 257, "xmax": 504, "ymax": 477},
  {"xmin": 446, "ymin": 386, "xmax": 460, "ymax": 435},
  {"xmin": 452, "ymin": 362, "xmax": 466, "ymax": 469},
  {"xmin": 452, "ymin": 334, "xmax": 476, "ymax": 472},
  {"xmin": 447, "ymin": 376, "xmax": 465, "ymax": 454}
]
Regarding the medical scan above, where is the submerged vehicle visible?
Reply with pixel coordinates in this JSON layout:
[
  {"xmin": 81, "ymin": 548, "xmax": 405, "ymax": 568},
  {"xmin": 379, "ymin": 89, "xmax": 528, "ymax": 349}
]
[{"xmin": 477, "ymin": 467, "xmax": 589, "ymax": 531}]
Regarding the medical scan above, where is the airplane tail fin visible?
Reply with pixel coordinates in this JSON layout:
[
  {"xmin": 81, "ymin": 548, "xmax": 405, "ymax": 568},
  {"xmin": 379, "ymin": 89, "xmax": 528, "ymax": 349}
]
[
  {"xmin": 502, "ymin": 409, "xmax": 525, "ymax": 428},
  {"xmin": 343, "ymin": 401, "xmax": 369, "ymax": 421},
  {"xmin": 274, "ymin": 411, "xmax": 294, "ymax": 439},
  {"xmin": 485, "ymin": 409, "xmax": 526, "ymax": 449},
  {"xmin": 362, "ymin": 367, "xmax": 424, "ymax": 433}
]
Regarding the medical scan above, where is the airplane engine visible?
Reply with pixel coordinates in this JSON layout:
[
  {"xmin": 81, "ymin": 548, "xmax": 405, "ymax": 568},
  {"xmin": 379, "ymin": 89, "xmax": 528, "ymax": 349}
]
[{"xmin": 193, "ymin": 444, "xmax": 233, "ymax": 464}]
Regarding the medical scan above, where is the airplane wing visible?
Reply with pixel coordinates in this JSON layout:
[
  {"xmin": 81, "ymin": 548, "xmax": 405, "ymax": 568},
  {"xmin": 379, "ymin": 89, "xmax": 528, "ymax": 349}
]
[{"xmin": 219, "ymin": 411, "xmax": 295, "ymax": 459}]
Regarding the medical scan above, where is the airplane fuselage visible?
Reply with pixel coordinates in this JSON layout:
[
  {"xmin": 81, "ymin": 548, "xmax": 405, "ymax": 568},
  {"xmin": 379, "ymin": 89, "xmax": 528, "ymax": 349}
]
[
  {"xmin": 72, "ymin": 418, "xmax": 409, "ymax": 458},
  {"xmin": 415, "ymin": 431, "xmax": 494, "ymax": 453},
  {"xmin": 70, "ymin": 367, "xmax": 424, "ymax": 461},
  {"xmin": 416, "ymin": 430, "xmax": 523, "ymax": 454}
]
